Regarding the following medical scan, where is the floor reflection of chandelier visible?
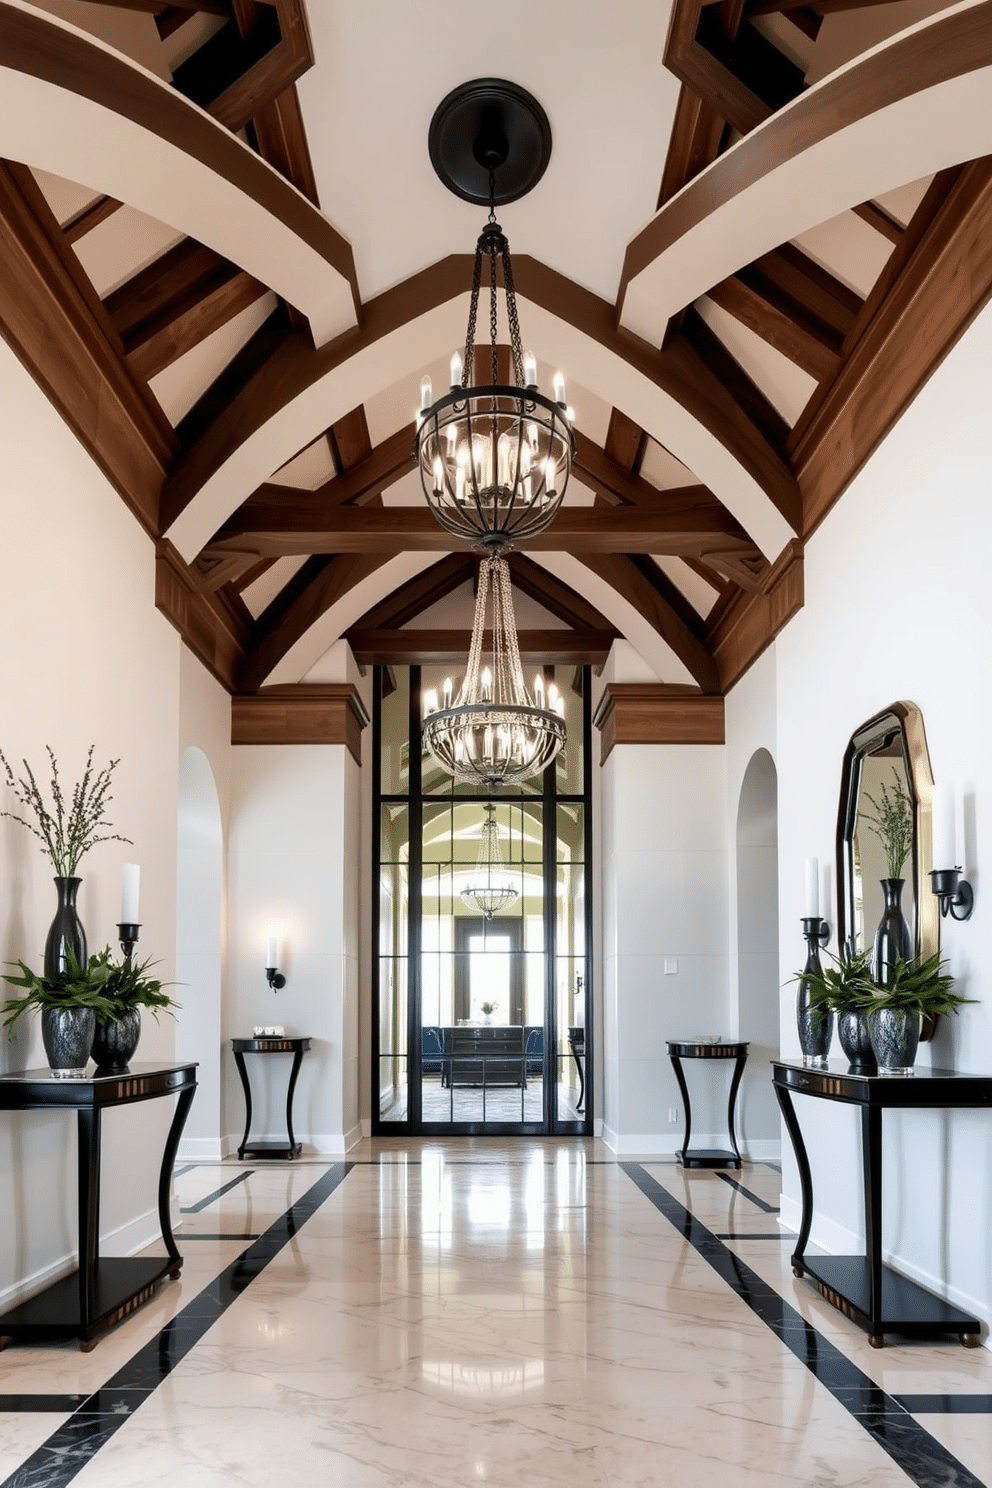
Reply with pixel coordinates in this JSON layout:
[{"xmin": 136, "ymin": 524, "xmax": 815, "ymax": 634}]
[
  {"xmin": 422, "ymin": 554, "xmax": 566, "ymax": 790},
  {"xmin": 461, "ymin": 805, "xmax": 518, "ymax": 919}
]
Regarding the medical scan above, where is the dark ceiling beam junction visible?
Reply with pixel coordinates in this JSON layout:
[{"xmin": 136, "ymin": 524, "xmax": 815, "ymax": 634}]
[
  {"xmin": 793, "ymin": 156, "xmax": 992, "ymax": 537},
  {"xmin": 573, "ymin": 431, "xmax": 721, "ymax": 514},
  {"xmin": 657, "ymin": 82, "xmax": 728, "ymax": 210},
  {"xmin": 169, "ymin": 0, "xmax": 313, "ymax": 136},
  {"xmin": 345, "ymin": 629, "xmax": 617, "ymax": 670},
  {"xmin": 248, "ymin": 85, "xmax": 319, "ymax": 204},
  {"xmin": 706, "ymin": 243, "xmax": 862, "ymax": 382},
  {"xmin": 62, "ymin": 194, "xmax": 123, "ymax": 244},
  {"xmin": 852, "ymin": 199, "xmax": 905, "ymax": 246},
  {"xmin": 238, "ymin": 552, "xmax": 392, "ymax": 692},
  {"xmin": 578, "ymin": 553, "xmax": 721, "ymax": 694},
  {"xmin": 0, "ymin": 159, "xmax": 175, "ymax": 535},
  {"xmin": 708, "ymin": 537, "xmax": 803, "ymax": 690},
  {"xmin": 604, "ymin": 407, "xmax": 647, "ymax": 474},
  {"xmin": 155, "ymin": 538, "xmax": 248, "ymax": 691},
  {"xmin": 666, "ymin": 0, "xmax": 805, "ymax": 139},
  {"xmin": 105, "ymin": 237, "xmax": 268, "ymax": 382},
  {"xmin": 748, "ymin": 0, "xmax": 904, "ymax": 13},
  {"xmin": 174, "ymin": 300, "xmax": 296, "ymax": 454},
  {"xmin": 201, "ymin": 502, "xmax": 761, "ymax": 559},
  {"xmin": 89, "ymin": 1, "xmax": 230, "ymax": 13},
  {"xmin": 676, "ymin": 307, "xmax": 791, "ymax": 450}
]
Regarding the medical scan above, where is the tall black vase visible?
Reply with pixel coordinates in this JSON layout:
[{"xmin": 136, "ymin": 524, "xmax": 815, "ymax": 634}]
[
  {"xmin": 873, "ymin": 878, "xmax": 912, "ymax": 986},
  {"xmin": 44, "ymin": 876, "xmax": 87, "ymax": 979},
  {"xmin": 797, "ymin": 920, "xmax": 832, "ymax": 1067}
]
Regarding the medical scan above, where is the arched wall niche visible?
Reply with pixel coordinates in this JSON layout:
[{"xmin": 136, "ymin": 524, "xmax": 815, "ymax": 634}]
[
  {"xmin": 175, "ymin": 745, "xmax": 224, "ymax": 1157},
  {"xmin": 735, "ymin": 748, "xmax": 781, "ymax": 1149}
]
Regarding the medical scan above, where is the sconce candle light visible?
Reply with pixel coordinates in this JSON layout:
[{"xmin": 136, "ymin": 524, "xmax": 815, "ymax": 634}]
[
  {"xmin": 118, "ymin": 862, "xmax": 141, "ymax": 965},
  {"xmin": 930, "ymin": 783, "xmax": 974, "ymax": 921},
  {"xmin": 265, "ymin": 935, "xmax": 286, "ymax": 991}
]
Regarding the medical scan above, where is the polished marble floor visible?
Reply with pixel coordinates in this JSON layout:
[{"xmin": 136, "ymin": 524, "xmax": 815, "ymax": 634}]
[{"xmin": 1, "ymin": 1142, "xmax": 990, "ymax": 1486}]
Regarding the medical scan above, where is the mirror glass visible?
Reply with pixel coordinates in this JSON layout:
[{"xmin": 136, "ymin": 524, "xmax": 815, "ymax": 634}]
[{"xmin": 836, "ymin": 701, "xmax": 937, "ymax": 965}]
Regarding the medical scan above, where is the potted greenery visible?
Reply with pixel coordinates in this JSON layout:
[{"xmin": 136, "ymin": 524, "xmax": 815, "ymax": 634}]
[
  {"xmin": 858, "ymin": 771, "xmax": 914, "ymax": 981},
  {"xmin": 3, "ymin": 950, "xmax": 116, "ymax": 1077},
  {"xmin": 0, "ymin": 745, "xmax": 131, "ymax": 976},
  {"xmin": 795, "ymin": 943, "xmax": 876, "ymax": 1072},
  {"xmin": 87, "ymin": 948, "xmax": 179, "ymax": 1071},
  {"xmin": 851, "ymin": 952, "xmax": 973, "ymax": 1075},
  {"xmin": 480, "ymin": 1000, "xmax": 498, "ymax": 1024}
]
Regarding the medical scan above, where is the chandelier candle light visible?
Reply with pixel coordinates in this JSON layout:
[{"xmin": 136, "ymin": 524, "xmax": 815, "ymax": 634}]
[
  {"xmin": 423, "ymin": 554, "xmax": 566, "ymax": 789},
  {"xmin": 461, "ymin": 804, "xmax": 518, "ymax": 919}
]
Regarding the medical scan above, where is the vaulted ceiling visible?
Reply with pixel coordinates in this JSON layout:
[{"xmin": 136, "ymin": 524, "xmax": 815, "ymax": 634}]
[{"xmin": 2, "ymin": 0, "xmax": 990, "ymax": 730}]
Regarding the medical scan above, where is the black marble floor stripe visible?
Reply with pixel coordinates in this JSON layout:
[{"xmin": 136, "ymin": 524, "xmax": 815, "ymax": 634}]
[
  {"xmin": 717, "ymin": 1172, "xmax": 780, "ymax": 1213},
  {"xmin": 897, "ymin": 1395, "xmax": 992, "ymax": 1414},
  {"xmin": 715, "ymin": 1232, "xmax": 791, "ymax": 1240},
  {"xmin": 0, "ymin": 1163, "xmax": 352, "ymax": 1488},
  {"xmin": 623, "ymin": 1164, "xmax": 984, "ymax": 1488},
  {"xmin": 180, "ymin": 1169, "xmax": 252, "ymax": 1213},
  {"xmin": 0, "ymin": 1399, "xmax": 86, "ymax": 1415},
  {"xmin": 172, "ymin": 1164, "xmax": 197, "ymax": 1179},
  {"xmin": 179, "ymin": 1233, "xmax": 262, "ymax": 1241}
]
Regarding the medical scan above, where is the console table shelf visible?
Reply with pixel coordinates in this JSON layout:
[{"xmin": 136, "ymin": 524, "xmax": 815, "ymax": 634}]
[{"xmin": 773, "ymin": 1059, "xmax": 992, "ymax": 1347}]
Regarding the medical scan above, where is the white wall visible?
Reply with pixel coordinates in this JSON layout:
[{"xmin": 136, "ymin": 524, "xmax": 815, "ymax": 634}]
[
  {"xmin": 0, "ymin": 337, "xmax": 182, "ymax": 1298},
  {"xmin": 226, "ymin": 744, "xmax": 362, "ymax": 1154},
  {"xmin": 739, "ymin": 302, "xmax": 992, "ymax": 1325},
  {"xmin": 600, "ymin": 741, "xmax": 729, "ymax": 1153}
]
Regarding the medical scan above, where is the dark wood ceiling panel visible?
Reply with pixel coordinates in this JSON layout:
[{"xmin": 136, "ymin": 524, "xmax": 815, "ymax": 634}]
[{"xmin": 345, "ymin": 629, "xmax": 616, "ymax": 670}]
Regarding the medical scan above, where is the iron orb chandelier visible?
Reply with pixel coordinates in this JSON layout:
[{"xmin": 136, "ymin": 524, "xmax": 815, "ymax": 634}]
[
  {"xmin": 461, "ymin": 804, "xmax": 519, "ymax": 919},
  {"xmin": 416, "ymin": 79, "xmax": 574, "ymax": 554}
]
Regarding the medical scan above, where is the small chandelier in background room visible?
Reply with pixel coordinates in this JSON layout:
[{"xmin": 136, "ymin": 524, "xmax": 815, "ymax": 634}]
[
  {"xmin": 418, "ymin": 80, "xmax": 571, "ymax": 790},
  {"xmin": 461, "ymin": 804, "xmax": 518, "ymax": 919},
  {"xmin": 415, "ymin": 79, "xmax": 575, "ymax": 550},
  {"xmin": 423, "ymin": 553, "xmax": 566, "ymax": 789}
]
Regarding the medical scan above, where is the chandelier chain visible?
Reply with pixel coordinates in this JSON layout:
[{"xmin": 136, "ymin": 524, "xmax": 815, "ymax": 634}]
[
  {"xmin": 489, "ymin": 237, "xmax": 500, "ymax": 389},
  {"xmin": 499, "ymin": 239, "xmax": 526, "ymax": 387}
]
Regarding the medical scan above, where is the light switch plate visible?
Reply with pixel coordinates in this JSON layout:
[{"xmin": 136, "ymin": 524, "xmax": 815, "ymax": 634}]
[{"xmin": 664, "ymin": 958, "xmax": 678, "ymax": 974}]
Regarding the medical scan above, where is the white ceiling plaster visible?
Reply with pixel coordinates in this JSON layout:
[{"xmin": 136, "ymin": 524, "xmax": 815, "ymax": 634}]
[
  {"xmin": 71, "ymin": 204, "xmax": 185, "ymax": 299},
  {"xmin": 620, "ymin": 14, "xmax": 992, "ymax": 345},
  {"xmin": 148, "ymin": 293, "xmax": 278, "ymax": 426},
  {"xmin": 29, "ymin": 165, "xmax": 98, "ymax": 226},
  {"xmin": 653, "ymin": 558, "xmax": 720, "ymax": 618},
  {"xmin": 241, "ymin": 556, "xmax": 309, "ymax": 620},
  {"xmin": 272, "ymin": 435, "xmax": 337, "ymax": 490},
  {"xmin": 296, "ymin": 0, "xmax": 680, "ymax": 303},
  {"xmin": 639, "ymin": 439, "xmax": 698, "ymax": 491},
  {"xmin": 792, "ymin": 209, "xmax": 893, "ymax": 299}
]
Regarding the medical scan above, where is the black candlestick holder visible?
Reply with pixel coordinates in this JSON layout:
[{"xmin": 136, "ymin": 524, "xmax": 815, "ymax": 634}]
[
  {"xmin": 930, "ymin": 867, "xmax": 975, "ymax": 921},
  {"xmin": 118, "ymin": 922, "xmax": 140, "ymax": 966}
]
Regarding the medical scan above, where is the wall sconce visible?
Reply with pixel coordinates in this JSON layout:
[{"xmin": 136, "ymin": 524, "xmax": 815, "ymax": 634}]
[
  {"xmin": 265, "ymin": 935, "xmax": 286, "ymax": 991},
  {"xmin": 930, "ymin": 785, "xmax": 975, "ymax": 921}
]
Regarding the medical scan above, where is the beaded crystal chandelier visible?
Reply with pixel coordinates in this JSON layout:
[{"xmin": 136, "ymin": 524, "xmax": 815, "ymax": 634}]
[
  {"xmin": 461, "ymin": 804, "xmax": 518, "ymax": 919},
  {"xmin": 422, "ymin": 554, "xmax": 565, "ymax": 790},
  {"xmin": 418, "ymin": 81, "xmax": 570, "ymax": 789}
]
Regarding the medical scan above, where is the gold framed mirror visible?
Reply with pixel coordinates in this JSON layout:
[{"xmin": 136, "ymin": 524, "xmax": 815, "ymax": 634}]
[{"xmin": 836, "ymin": 701, "xmax": 938, "ymax": 967}]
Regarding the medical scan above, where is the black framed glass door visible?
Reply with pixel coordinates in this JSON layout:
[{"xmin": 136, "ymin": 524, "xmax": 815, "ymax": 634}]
[{"xmin": 373, "ymin": 664, "xmax": 591, "ymax": 1135}]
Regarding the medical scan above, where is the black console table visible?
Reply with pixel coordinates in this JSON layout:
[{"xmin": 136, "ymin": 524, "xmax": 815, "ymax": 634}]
[
  {"xmin": 440, "ymin": 1026, "xmax": 527, "ymax": 1089},
  {"xmin": 773, "ymin": 1060, "xmax": 992, "ymax": 1347},
  {"xmin": 232, "ymin": 1036, "xmax": 311, "ymax": 1158},
  {"xmin": 667, "ymin": 1040, "xmax": 748, "ymax": 1168},
  {"xmin": 0, "ymin": 1061, "xmax": 197, "ymax": 1350}
]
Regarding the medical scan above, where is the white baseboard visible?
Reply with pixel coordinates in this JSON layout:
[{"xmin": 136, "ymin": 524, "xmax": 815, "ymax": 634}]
[
  {"xmin": 177, "ymin": 1136, "xmax": 226, "ymax": 1162},
  {"xmin": 0, "ymin": 1205, "xmax": 164, "ymax": 1311},
  {"xmin": 741, "ymin": 1140, "xmax": 781, "ymax": 1162}
]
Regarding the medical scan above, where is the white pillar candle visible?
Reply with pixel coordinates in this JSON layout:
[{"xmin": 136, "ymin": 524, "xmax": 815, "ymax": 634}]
[
  {"xmin": 932, "ymin": 783, "xmax": 956, "ymax": 869},
  {"xmin": 450, "ymin": 351, "xmax": 463, "ymax": 387},
  {"xmin": 121, "ymin": 863, "xmax": 140, "ymax": 924},
  {"xmin": 804, "ymin": 857, "xmax": 819, "ymax": 918},
  {"xmin": 523, "ymin": 350, "xmax": 537, "ymax": 386},
  {"xmin": 552, "ymin": 370, "xmax": 566, "ymax": 404},
  {"xmin": 266, "ymin": 936, "xmax": 279, "ymax": 970}
]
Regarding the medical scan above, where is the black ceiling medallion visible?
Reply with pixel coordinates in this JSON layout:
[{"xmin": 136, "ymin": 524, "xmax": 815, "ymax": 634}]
[{"xmin": 428, "ymin": 78, "xmax": 553, "ymax": 206}]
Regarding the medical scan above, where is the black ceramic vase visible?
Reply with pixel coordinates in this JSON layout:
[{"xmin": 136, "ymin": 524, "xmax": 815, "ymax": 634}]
[
  {"xmin": 872, "ymin": 878, "xmax": 913, "ymax": 986},
  {"xmin": 837, "ymin": 1010, "xmax": 876, "ymax": 1074},
  {"xmin": 91, "ymin": 1009, "xmax": 141, "ymax": 1072},
  {"xmin": 41, "ymin": 1005, "xmax": 95, "ymax": 1078},
  {"xmin": 44, "ymin": 876, "xmax": 87, "ymax": 979}
]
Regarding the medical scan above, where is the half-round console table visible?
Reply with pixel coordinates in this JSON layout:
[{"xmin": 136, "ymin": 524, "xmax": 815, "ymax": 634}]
[
  {"xmin": 667, "ymin": 1040, "xmax": 748, "ymax": 1169},
  {"xmin": 232, "ymin": 1036, "xmax": 311, "ymax": 1160}
]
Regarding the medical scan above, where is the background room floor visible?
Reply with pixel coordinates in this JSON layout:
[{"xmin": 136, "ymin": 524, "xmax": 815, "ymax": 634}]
[{"xmin": 0, "ymin": 1141, "xmax": 989, "ymax": 1487}]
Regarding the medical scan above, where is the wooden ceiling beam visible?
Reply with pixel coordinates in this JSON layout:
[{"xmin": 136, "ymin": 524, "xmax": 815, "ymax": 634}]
[
  {"xmin": 105, "ymin": 238, "xmax": 268, "ymax": 382},
  {"xmin": 674, "ymin": 308, "xmax": 792, "ymax": 451},
  {"xmin": 203, "ymin": 502, "xmax": 761, "ymax": 559},
  {"xmin": 249, "ymin": 85, "xmax": 319, "ymax": 204},
  {"xmin": 344, "ymin": 629, "xmax": 617, "ymax": 669},
  {"xmin": 91, "ymin": 1, "xmax": 230, "ymax": 12},
  {"xmin": 573, "ymin": 431, "xmax": 721, "ymax": 515},
  {"xmin": 155, "ymin": 539, "xmax": 247, "ymax": 691},
  {"xmin": 0, "ymin": 159, "xmax": 174, "ymax": 535},
  {"xmin": 578, "ymin": 553, "xmax": 721, "ymax": 693},
  {"xmin": 348, "ymin": 554, "xmax": 475, "ymax": 632},
  {"xmin": 238, "ymin": 552, "xmax": 392, "ymax": 691},
  {"xmin": 852, "ymin": 199, "xmax": 905, "ymax": 245},
  {"xmin": 708, "ymin": 538, "xmax": 803, "ymax": 690},
  {"xmin": 170, "ymin": 0, "xmax": 313, "ymax": 136},
  {"xmin": 62, "ymin": 194, "xmax": 123, "ymax": 244},
  {"xmin": 508, "ymin": 555, "xmax": 617, "ymax": 633}
]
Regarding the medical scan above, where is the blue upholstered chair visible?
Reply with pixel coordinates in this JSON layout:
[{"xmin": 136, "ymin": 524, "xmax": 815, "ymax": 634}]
[
  {"xmin": 524, "ymin": 1026, "xmax": 544, "ymax": 1075},
  {"xmin": 422, "ymin": 1026, "xmax": 444, "ymax": 1076}
]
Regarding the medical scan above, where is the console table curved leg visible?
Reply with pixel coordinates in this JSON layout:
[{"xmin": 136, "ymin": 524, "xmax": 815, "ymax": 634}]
[
  {"xmin": 727, "ymin": 1053, "xmax": 746, "ymax": 1164},
  {"xmin": 233, "ymin": 1050, "xmax": 253, "ymax": 1160},
  {"xmin": 284, "ymin": 1044, "xmax": 305, "ymax": 1157},
  {"xmin": 159, "ymin": 1084, "xmax": 197, "ymax": 1272},
  {"xmin": 670, "ymin": 1055, "xmax": 692, "ymax": 1161},
  {"xmin": 774, "ymin": 1082, "xmax": 812, "ymax": 1273}
]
